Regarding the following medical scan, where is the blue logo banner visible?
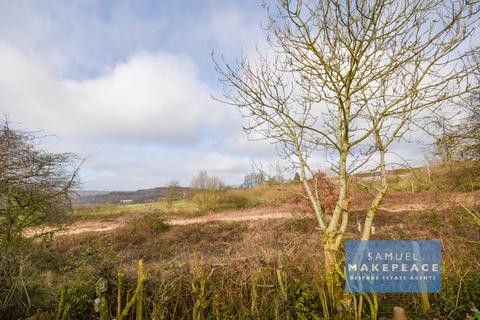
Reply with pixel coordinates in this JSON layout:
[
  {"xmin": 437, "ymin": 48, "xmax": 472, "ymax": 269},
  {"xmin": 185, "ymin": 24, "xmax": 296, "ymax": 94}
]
[{"xmin": 345, "ymin": 240, "xmax": 441, "ymax": 293}]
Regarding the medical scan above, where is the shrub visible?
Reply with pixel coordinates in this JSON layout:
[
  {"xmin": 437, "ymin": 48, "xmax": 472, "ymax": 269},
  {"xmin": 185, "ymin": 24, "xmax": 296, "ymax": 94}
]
[
  {"xmin": 0, "ymin": 120, "xmax": 79, "ymax": 319},
  {"xmin": 192, "ymin": 191, "xmax": 222, "ymax": 213},
  {"xmin": 299, "ymin": 171, "xmax": 338, "ymax": 215},
  {"xmin": 148, "ymin": 216, "xmax": 171, "ymax": 234}
]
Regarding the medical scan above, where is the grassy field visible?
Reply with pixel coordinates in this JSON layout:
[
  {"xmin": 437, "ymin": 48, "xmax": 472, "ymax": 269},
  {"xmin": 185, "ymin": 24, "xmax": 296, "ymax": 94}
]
[
  {"xmin": 9, "ymin": 163, "xmax": 480, "ymax": 319},
  {"xmin": 72, "ymin": 184, "xmax": 303, "ymax": 220},
  {"xmin": 72, "ymin": 200, "xmax": 199, "ymax": 219}
]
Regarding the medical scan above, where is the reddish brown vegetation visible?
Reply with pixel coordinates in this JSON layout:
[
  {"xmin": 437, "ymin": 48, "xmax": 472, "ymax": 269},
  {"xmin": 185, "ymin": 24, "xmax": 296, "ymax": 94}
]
[{"xmin": 299, "ymin": 171, "xmax": 338, "ymax": 215}]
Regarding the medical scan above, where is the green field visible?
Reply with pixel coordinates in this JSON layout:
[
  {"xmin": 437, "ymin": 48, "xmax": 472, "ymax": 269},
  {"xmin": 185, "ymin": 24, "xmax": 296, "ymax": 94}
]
[{"xmin": 72, "ymin": 200, "xmax": 200, "ymax": 219}]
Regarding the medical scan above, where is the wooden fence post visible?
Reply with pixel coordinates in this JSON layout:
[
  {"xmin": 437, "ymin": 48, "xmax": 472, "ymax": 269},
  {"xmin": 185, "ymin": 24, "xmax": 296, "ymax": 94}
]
[{"xmin": 393, "ymin": 306, "xmax": 407, "ymax": 320}]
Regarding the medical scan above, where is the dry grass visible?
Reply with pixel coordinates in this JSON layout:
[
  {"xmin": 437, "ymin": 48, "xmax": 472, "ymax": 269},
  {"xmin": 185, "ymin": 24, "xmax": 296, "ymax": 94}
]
[
  {"xmin": 11, "ymin": 162, "xmax": 480, "ymax": 319},
  {"xmin": 72, "ymin": 200, "xmax": 200, "ymax": 220},
  {"xmin": 25, "ymin": 197, "xmax": 479, "ymax": 319}
]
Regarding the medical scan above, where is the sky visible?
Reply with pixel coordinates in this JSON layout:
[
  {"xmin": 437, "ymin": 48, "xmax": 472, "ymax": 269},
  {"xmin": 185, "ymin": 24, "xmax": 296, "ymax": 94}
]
[
  {"xmin": 0, "ymin": 0, "xmax": 456, "ymax": 191},
  {"xmin": 0, "ymin": 0, "xmax": 285, "ymax": 190}
]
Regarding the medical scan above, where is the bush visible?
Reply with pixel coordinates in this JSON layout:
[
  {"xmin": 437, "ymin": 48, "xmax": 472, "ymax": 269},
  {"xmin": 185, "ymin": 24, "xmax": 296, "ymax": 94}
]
[
  {"xmin": 192, "ymin": 191, "xmax": 222, "ymax": 213},
  {"xmin": 299, "ymin": 171, "xmax": 337, "ymax": 215},
  {"xmin": 0, "ymin": 120, "xmax": 79, "ymax": 319},
  {"xmin": 148, "ymin": 216, "xmax": 171, "ymax": 234}
]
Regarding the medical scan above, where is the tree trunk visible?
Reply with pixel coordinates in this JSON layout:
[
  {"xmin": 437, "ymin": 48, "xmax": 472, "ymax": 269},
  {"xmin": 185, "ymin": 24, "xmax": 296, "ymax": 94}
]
[
  {"xmin": 362, "ymin": 148, "xmax": 388, "ymax": 240},
  {"xmin": 323, "ymin": 234, "xmax": 339, "ymax": 300},
  {"xmin": 329, "ymin": 148, "xmax": 349, "ymax": 233},
  {"xmin": 325, "ymin": 146, "xmax": 349, "ymax": 297}
]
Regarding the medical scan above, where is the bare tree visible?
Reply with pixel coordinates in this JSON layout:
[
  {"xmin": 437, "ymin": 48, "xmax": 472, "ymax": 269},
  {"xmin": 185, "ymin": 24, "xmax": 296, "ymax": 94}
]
[
  {"xmin": 190, "ymin": 170, "xmax": 225, "ymax": 190},
  {"xmin": 215, "ymin": 0, "xmax": 479, "ymax": 291},
  {"xmin": 191, "ymin": 170, "xmax": 208, "ymax": 190},
  {"xmin": 435, "ymin": 53, "xmax": 480, "ymax": 162},
  {"xmin": 0, "ymin": 118, "xmax": 80, "ymax": 311},
  {"xmin": 164, "ymin": 180, "xmax": 180, "ymax": 206},
  {"xmin": 241, "ymin": 171, "xmax": 266, "ymax": 189}
]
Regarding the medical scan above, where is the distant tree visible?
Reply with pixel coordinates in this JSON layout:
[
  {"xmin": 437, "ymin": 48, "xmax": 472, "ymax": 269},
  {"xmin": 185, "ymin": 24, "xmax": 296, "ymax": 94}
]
[
  {"xmin": 191, "ymin": 170, "xmax": 207, "ymax": 189},
  {"xmin": 190, "ymin": 171, "xmax": 225, "ymax": 190},
  {"xmin": 255, "ymin": 172, "xmax": 265, "ymax": 187},
  {"xmin": 293, "ymin": 173, "xmax": 301, "ymax": 183},
  {"xmin": 164, "ymin": 180, "xmax": 180, "ymax": 206},
  {"xmin": 241, "ymin": 173, "xmax": 253, "ymax": 189},
  {"xmin": 167, "ymin": 180, "xmax": 180, "ymax": 189},
  {"xmin": 266, "ymin": 174, "xmax": 285, "ymax": 185},
  {"xmin": 241, "ymin": 171, "xmax": 266, "ymax": 189},
  {"xmin": 206, "ymin": 176, "xmax": 226, "ymax": 190},
  {"xmin": 0, "ymin": 118, "xmax": 80, "ymax": 311},
  {"xmin": 435, "ymin": 60, "xmax": 480, "ymax": 163}
]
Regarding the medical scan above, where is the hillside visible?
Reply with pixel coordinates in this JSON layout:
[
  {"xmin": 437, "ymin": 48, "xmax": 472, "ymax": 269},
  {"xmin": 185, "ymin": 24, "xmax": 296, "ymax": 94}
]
[{"xmin": 74, "ymin": 186, "xmax": 190, "ymax": 204}]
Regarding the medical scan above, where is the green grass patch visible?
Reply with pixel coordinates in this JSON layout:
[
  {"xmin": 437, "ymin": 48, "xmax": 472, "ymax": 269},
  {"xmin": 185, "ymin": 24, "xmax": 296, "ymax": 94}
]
[{"xmin": 72, "ymin": 200, "xmax": 199, "ymax": 219}]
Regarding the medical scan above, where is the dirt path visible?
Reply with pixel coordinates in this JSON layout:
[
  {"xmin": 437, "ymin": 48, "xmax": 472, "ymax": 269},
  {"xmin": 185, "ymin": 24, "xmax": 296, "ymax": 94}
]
[
  {"xmin": 25, "ymin": 216, "xmax": 129, "ymax": 238},
  {"xmin": 168, "ymin": 207, "xmax": 299, "ymax": 226},
  {"xmin": 26, "ymin": 206, "xmax": 300, "ymax": 238},
  {"xmin": 27, "ymin": 191, "xmax": 480, "ymax": 237}
]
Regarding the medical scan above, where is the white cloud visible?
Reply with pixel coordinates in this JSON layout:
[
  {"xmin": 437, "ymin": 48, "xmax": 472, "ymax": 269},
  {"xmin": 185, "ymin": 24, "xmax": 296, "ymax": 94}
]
[
  {"xmin": 0, "ymin": 40, "xmax": 236, "ymax": 145},
  {"xmin": 3, "ymin": 1, "xmax": 439, "ymax": 190},
  {"xmin": 0, "ymin": 40, "xmax": 73, "ymax": 129},
  {"xmin": 0, "ymin": 39, "xmax": 281, "ymax": 190},
  {"xmin": 213, "ymin": 131, "xmax": 278, "ymax": 158},
  {"xmin": 0, "ymin": 1, "xmax": 286, "ymax": 190},
  {"xmin": 0, "ymin": 0, "xmax": 169, "ymax": 78},
  {"xmin": 63, "ymin": 52, "xmax": 237, "ymax": 144},
  {"xmin": 77, "ymin": 144, "xmax": 262, "ymax": 190}
]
